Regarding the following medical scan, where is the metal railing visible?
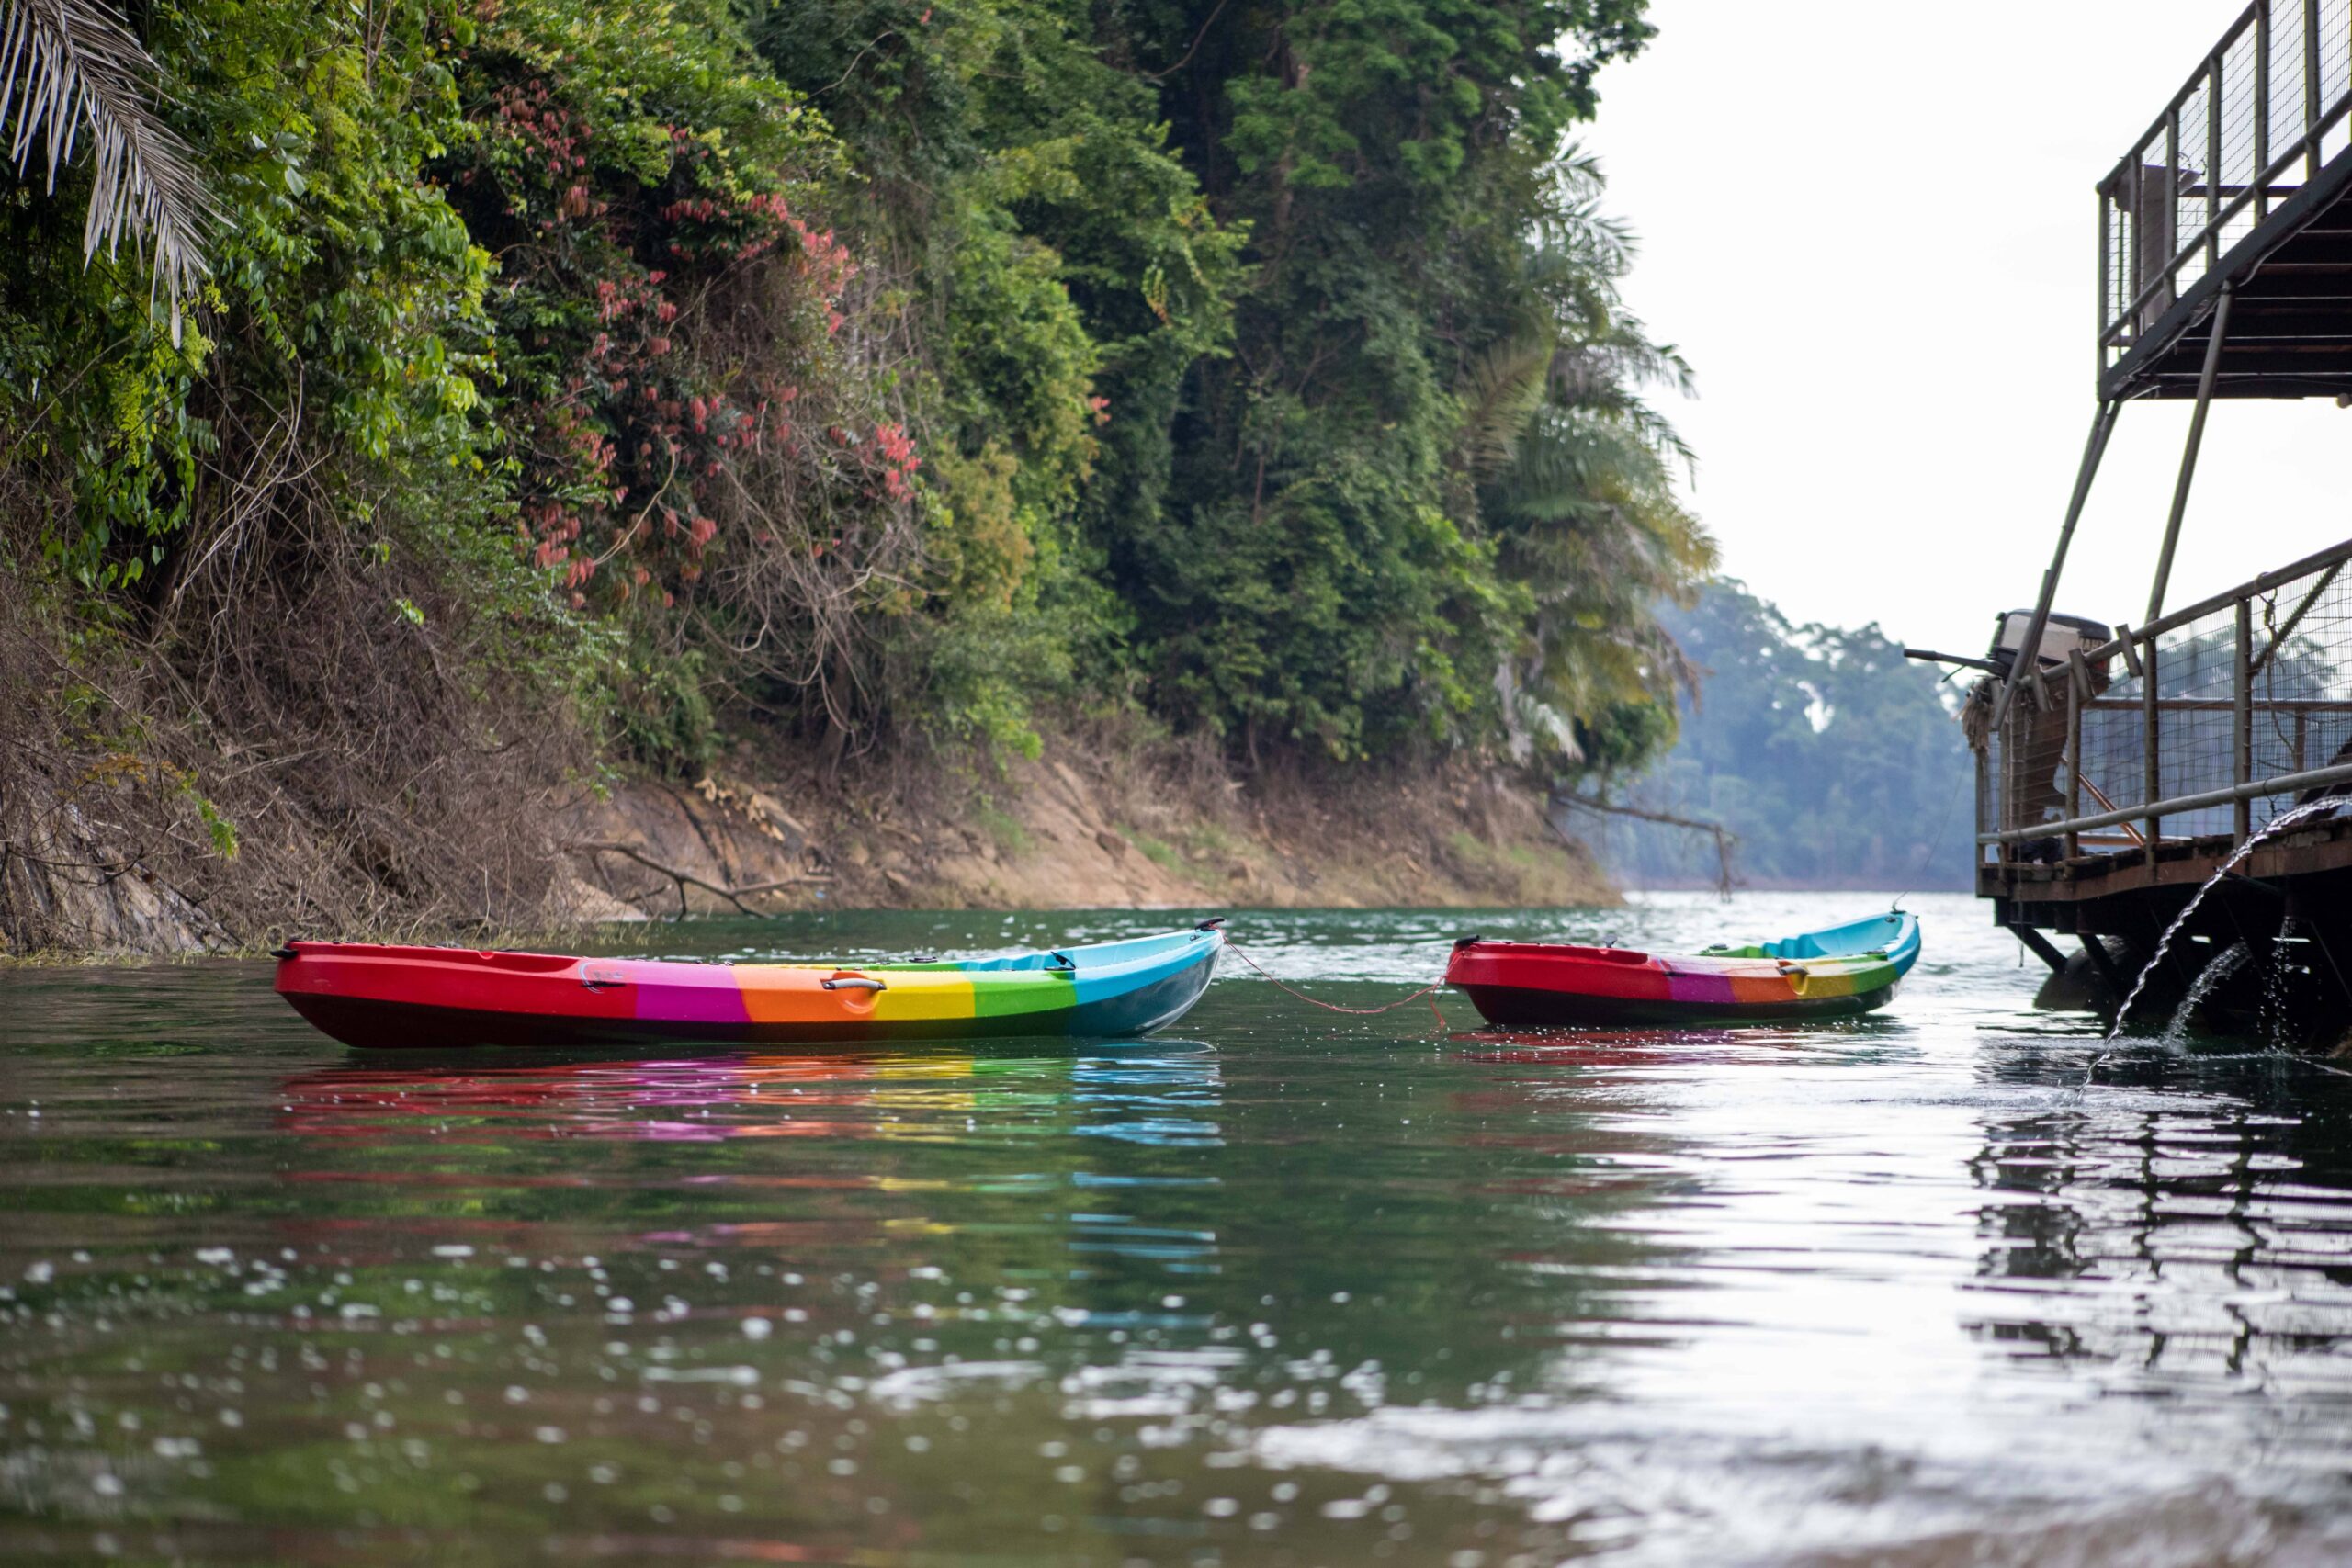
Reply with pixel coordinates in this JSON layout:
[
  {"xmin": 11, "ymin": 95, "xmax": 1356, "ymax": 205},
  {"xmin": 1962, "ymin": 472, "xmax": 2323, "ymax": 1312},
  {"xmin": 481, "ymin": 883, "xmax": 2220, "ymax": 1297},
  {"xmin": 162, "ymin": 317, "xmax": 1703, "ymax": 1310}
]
[
  {"xmin": 1980, "ymin": 538, "xmax": 2352, "ymax": 859},
  {"xmin": 2100, "ymin": 0, "xmax": 2352, "ymax": 371}
]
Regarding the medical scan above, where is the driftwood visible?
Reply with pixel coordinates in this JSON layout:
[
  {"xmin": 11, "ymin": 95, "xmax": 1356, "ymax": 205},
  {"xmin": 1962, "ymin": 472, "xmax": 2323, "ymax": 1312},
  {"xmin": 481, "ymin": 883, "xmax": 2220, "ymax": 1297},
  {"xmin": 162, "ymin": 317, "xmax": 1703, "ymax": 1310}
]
[
  {"xmin": 569, "ymin": 840, "xmax": 831, "ymax": 919},
  {"xmin": 1550, "ymin": 792, "xmax": 1737, "ymax": 897}
]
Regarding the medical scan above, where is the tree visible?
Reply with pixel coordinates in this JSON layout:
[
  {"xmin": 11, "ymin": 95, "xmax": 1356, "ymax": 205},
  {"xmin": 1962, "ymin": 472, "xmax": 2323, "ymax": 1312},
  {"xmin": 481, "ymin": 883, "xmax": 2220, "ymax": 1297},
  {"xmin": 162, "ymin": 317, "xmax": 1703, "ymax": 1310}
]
[
  {"xmin": 1593, "ymin": 581, "xmax": 1978, "ymax": 889},
  {"xmin": 1099, "ymin": 0, "xmax": 1689, "ymax": 762}
]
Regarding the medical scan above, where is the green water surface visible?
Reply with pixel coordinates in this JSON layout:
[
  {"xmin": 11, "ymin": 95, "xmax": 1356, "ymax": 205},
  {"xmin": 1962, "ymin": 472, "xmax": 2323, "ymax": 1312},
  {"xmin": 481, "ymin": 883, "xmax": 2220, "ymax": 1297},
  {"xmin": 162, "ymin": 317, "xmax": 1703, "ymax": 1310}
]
[{"xmin": 4, "ymin": 895, "xmax": 2352, "ymax": 1564}]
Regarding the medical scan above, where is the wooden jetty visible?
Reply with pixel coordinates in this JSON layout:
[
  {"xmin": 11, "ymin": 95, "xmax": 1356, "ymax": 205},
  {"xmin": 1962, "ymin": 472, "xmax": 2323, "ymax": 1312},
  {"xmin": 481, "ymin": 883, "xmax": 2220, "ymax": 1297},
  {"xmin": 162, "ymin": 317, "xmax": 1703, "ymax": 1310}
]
[{"xmin": 1973, "ymin": 2, "xmax": 2352, "ymax": 1032}]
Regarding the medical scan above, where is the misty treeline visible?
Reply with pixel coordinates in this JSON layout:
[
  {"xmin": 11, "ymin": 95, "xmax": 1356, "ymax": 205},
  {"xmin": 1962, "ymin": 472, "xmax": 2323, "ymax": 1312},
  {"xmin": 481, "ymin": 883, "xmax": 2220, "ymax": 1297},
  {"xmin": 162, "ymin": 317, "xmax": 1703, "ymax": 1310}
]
[
  {"xmin": 1583, "ymin": 582, "xmax": 1977, "ymax": 891},
  {"xmin": 0, "ymin": 0, "xmax": 1708, "ymax": 938}
]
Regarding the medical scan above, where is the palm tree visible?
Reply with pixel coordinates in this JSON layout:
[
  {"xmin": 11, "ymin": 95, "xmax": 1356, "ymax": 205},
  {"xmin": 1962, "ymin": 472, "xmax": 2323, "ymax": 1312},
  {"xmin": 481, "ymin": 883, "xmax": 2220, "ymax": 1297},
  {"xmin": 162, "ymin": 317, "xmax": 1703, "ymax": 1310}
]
[
  {"xmin": 1456, "ymin": 152, "xmax": 1715, "ymax": 770},
  {"xmin": 0, "ymin": 0, "xmax": 212, "ymax": 338}
]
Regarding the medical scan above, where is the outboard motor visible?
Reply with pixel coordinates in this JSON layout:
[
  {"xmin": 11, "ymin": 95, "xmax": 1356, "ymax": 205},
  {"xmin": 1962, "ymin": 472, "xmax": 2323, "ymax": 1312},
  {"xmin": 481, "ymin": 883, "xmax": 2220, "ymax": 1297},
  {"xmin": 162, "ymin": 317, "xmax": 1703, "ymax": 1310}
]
[
  {"xmin": 1901, "ymin": 611, "xmax": 2114, "ymax": 681},
  {"xmin": 1986, "ymin": 609, "xmax": 2113, "ymax": 679},
  {"xmin": 1903, "ymin": 613, "xmax": 2120, "ymax": 864}
]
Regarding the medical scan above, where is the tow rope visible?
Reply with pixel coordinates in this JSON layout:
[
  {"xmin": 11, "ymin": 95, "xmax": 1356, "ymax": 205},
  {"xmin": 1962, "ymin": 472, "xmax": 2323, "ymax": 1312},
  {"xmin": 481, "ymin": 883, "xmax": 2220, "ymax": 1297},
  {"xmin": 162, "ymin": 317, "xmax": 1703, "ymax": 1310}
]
[{"xmin": 1221, "ymin": 937, "xmax": 1452, "ymax": 1030}]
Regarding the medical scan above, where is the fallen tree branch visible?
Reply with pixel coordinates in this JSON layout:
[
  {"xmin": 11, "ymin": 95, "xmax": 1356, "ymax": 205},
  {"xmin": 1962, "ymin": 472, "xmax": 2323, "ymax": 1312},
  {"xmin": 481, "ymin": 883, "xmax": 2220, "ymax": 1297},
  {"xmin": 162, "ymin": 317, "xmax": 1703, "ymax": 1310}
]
[
  {"xmin": 568, "ymin": 840, "xmax": 831, "ymax": 920},
  {"xmin": 1549, "ymin": 792, "xmax": 1738, "ymax": 899},
  {"xmin": 0, "ymin": 838, "xmax": 147, "ymax": 879}
]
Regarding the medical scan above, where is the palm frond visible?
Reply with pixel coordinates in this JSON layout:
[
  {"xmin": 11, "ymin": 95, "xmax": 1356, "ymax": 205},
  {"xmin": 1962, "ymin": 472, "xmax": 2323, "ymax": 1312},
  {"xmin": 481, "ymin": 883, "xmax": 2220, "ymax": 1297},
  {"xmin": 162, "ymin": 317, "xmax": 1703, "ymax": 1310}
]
[
  {"xmin": 1453, "ymin": 327, "xmax": 1554, "ymax": 479},
  {"xmin": 0, "ymin": 0, "xmax": 214, "ymax": 339}
]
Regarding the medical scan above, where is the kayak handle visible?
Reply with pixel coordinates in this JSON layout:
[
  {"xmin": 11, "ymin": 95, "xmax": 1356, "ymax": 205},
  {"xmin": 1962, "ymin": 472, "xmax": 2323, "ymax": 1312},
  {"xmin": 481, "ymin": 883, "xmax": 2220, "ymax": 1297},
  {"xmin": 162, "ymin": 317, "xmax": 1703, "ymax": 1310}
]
[{"xmin": 821, "ymin": 976, "xmax": 888, "ymax": 992}]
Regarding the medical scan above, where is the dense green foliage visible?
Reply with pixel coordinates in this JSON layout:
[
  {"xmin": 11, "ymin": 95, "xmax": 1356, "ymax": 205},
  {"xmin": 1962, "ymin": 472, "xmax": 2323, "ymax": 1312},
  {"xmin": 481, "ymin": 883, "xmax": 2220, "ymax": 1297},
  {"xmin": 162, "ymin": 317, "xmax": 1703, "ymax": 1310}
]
[
  {"xmin": 0, "ymin": 0, "xmax": 1710, "ymax": 869},
  {"xmin": 1589, "ymin": 581, "xmax": 1977, "ymax": 890}
]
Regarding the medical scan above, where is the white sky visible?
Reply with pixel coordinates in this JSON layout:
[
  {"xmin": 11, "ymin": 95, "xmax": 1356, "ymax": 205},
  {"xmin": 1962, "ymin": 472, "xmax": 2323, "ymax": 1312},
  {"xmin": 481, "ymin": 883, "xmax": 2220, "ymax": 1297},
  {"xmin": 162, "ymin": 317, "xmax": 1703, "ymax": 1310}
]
[{"xmin": 1583, "ymin": 0, "xmax": 2351, "ymax": 660}]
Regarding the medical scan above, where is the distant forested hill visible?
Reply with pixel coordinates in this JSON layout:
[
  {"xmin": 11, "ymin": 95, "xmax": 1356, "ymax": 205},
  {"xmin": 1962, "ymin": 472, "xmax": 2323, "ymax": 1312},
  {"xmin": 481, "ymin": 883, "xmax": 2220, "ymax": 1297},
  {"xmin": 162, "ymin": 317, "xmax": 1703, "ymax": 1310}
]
[{"xmin": 1577, "ymin": 581, "xmax": 1978, "ymax": 890}]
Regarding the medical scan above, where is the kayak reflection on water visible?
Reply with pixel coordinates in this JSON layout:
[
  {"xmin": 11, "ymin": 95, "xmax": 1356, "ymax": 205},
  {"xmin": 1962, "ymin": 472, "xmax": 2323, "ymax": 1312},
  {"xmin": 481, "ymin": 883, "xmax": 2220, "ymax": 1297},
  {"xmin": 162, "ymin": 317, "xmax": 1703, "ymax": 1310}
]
[{"xmin": 277, "ymin": 1040, "xmax": 1227, "ymax": 1148}]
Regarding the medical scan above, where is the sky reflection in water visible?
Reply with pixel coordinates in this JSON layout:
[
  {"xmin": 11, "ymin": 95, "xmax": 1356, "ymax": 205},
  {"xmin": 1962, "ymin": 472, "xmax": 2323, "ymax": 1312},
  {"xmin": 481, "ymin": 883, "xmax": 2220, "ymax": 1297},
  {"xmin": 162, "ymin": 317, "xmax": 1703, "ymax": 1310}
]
[{"xmin": 4, "ymin": 893, "xmax": 2352, "ymax": 1564}]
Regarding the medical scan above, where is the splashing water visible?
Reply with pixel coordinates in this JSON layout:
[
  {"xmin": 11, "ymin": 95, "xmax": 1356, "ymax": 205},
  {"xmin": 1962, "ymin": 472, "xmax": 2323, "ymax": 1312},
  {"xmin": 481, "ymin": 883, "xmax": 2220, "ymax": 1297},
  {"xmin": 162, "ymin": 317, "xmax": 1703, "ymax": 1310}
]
[
  {"xmin": 2265, "ymin": 914, "xmax": 2302, "ymax": 1045},
  {"xmin": 2163, "ymin": 941, "xmax": 2250, "ymax": 1043},
  {"xmin": 2107, "ymin": 797, "xmax": 2343, "ymax": 1044}
]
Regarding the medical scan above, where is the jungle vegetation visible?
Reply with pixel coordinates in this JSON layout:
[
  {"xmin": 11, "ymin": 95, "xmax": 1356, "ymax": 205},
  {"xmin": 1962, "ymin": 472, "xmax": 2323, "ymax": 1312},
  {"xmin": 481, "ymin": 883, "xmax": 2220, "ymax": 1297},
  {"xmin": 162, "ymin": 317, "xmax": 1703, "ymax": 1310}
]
[{"xmin": 0, "ymin": 0, "xmax": 1709, "ymax": 936}]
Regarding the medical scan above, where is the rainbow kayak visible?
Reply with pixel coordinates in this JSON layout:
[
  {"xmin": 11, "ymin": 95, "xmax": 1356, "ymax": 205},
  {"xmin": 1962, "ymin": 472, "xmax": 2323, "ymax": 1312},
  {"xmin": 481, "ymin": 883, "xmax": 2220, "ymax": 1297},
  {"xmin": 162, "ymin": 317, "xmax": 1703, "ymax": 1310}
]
[
  {"xmin": 275, "ymin": 924, "xmax": 1226, "ymax": 1049},
  {"xmin": 1445, "ymin": 911, "xmax": 1919, "ymax": 1027}
]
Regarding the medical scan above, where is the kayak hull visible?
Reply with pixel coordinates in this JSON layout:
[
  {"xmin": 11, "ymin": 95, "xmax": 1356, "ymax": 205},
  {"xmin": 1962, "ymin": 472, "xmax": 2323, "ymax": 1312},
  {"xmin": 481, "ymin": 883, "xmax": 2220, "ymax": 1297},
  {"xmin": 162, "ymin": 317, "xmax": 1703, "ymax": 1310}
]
[
  {"xmin": 1445, "ymin": 911, "xmax": 1920, "ymax": 1030},
  {"xmin": 277, "ymin": 928, "xmax": 1222, "ymax": 1049},
  {"xmin": 1448, "ymin": 976, "xmax": 1900, "ymax": 1029}
]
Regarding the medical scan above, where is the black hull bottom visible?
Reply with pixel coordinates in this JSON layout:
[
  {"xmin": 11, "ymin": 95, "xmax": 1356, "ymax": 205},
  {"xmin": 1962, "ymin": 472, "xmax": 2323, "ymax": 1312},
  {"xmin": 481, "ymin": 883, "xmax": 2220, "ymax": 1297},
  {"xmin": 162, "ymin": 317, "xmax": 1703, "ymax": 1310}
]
[{"xmin": 1453, "ymin": 980, "xmax": 1898, "ymax": 1030}]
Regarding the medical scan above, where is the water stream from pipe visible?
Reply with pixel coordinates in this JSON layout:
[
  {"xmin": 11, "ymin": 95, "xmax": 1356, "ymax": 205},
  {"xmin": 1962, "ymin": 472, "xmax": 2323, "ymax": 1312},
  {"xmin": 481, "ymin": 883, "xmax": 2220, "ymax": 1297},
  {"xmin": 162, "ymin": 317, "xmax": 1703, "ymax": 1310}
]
[
  {"xmin": 2098, "ymin": 797, "xmax": 2344, "ymax": 1070},
  {"xmin": 2163, "ymin": 940, "xmax": 2249, "ymax": 1043}
]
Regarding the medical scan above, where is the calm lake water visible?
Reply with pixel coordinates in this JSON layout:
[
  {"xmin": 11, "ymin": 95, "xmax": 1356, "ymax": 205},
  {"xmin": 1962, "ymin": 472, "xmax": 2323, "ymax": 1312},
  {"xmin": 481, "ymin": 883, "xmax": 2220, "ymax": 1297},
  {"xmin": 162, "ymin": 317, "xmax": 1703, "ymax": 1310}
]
[{"xmin": 5, "ymin": 892, "xmax": 2352, "ymax": 1565}]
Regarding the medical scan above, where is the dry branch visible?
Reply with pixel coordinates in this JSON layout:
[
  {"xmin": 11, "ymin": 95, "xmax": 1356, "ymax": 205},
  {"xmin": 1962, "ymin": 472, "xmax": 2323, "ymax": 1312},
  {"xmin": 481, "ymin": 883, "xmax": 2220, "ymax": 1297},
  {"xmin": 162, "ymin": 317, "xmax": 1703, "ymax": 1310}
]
[
  {"xmin": 1551, "ymin": 790, "xmax": 1738, "ymax": 897},
  {"xmin": 570, "ymin": 840, "xmax": 830, "ymax": 919}
]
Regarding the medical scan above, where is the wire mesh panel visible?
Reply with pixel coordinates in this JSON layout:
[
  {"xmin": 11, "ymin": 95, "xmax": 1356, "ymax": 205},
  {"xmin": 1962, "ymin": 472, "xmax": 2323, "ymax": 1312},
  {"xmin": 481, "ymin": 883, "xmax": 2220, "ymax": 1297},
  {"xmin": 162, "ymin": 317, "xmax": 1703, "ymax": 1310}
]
[
  {"xmin": 2151, "ymin": 611, "xmax": 2242, "ymax": 840},
  {"xmin": 2077, "ymin": 663, "xmax": 2148, "ymax": 821},
  {"xmin": 1983, "ymin": 650, "xmax": 2143, "ymax": 852},
  {"xmin": 1987, "ymin": 677, "xmax": 2079, "ymax": 844},
  {"xmin": 2099, "ymin": 0, "xmax": 2352, "ymax": 370},
  {"xmin": 1983, "ymin": 547, "xmax": 2352, "ymax": 861},
  {"xmin": 2326, "ymin": 0, "xmax": 2352, "ymax": 163},
  {"xmin": 2247, "ymin": 561, "xmax": 2352, "ymax": 819},
  {"xmin": 2270, "ymin": 8, "xmax": 2313, "ymax": 165}
]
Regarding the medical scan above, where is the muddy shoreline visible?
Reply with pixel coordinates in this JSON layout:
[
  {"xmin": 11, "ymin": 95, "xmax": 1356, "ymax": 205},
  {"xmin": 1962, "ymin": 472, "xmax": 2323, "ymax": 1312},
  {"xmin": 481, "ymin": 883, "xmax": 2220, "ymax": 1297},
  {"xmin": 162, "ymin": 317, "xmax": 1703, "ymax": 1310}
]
[{"xmin": 4, "ymin": 739, "xmax": 1619, "ymax": 958}]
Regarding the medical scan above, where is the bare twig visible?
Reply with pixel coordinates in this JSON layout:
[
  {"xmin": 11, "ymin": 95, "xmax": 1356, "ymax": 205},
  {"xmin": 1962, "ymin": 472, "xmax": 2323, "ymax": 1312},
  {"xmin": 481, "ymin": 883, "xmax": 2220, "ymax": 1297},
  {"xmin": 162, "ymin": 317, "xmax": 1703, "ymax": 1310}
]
[
  {"xmin": 0, "ymin": 837, "xmax": 144, "ymax": 875},
  {"xmin": 1551, "ymin": 790, "xmax": 1738, "ymax": 897},
  {"xmin": 568, "ymin": 840, "xmax": 829, "ymax": 919}
]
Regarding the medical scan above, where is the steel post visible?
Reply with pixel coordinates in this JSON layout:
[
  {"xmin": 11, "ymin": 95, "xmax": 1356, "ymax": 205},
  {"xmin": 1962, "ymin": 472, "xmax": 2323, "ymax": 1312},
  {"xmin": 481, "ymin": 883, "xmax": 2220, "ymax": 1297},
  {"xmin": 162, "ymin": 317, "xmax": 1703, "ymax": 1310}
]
[
  {"xmin": 2065, "ymin": 650, "xmax": 2086, "ymax": 863},
  {"xmin": 2235, "ymin": 597, "xmax": 2255, "ymax": 845},
  {"xmin": 2256, "ymin": 1, "xmax": 2272, "ymax": 221},
  {"xmin": 2208, "ymin": 51, "xmax": 2224, "ymax": 268},
  {"xmin": 2310, "ymin": 0, "xmax": 2324, "ymax": 181},
  {"xmin": 2144, "ymin": 630, "xmax": 2164, "ymax": 859}
]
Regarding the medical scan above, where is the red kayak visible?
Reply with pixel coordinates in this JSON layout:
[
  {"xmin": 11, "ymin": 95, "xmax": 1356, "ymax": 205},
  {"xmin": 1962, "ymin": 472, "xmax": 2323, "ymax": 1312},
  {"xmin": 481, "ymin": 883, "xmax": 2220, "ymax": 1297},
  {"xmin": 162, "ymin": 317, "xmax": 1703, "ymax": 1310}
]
[{"xmin": 1444, "ymin": 912, "xmax": 1921, "ymax": 1028}]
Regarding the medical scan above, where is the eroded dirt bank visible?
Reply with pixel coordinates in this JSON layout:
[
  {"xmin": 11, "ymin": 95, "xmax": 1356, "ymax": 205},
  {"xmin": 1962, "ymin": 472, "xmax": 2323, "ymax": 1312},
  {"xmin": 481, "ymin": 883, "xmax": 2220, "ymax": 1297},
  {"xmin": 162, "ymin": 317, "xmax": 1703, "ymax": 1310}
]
[
  {"xmin": 565, "ymin": 743, "xmax": 1614, "ymax": 924},
  {"xmin": 4, "ymin": 734, "xmax": 1614, "ymax": 955}
]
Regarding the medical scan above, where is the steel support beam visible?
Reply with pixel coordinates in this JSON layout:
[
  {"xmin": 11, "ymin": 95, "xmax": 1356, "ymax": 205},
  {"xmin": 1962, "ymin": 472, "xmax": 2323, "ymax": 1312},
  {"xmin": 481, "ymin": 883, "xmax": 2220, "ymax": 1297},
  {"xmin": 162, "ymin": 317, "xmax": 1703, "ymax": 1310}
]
[
  {"xmin": 1992, "ymin": 401, "xmax": 2120, "ymax": 733},
  {"xmin": 2146, "ymin": 282, "xmax": 2237, "ymax": 625},
  {"xmin": 2079, "ymin": 932, "xmax": 2132, "ymax": 997},
  {"xmin": 2013, "ymin": 923, "xmax": 2071, "ymax": 975}
]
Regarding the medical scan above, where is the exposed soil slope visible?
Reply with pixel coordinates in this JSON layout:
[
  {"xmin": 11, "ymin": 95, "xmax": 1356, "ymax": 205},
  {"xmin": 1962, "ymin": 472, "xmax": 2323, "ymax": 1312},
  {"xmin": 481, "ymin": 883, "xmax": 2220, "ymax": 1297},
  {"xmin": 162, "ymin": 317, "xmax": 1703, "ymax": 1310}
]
[
  {"xmin": 566, "ymin": 743, "xmax": 1614, "ymax": 923},
  {"xmin": 4, "ymin": 728, "xmax": 1614, "ymax": 956}
]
